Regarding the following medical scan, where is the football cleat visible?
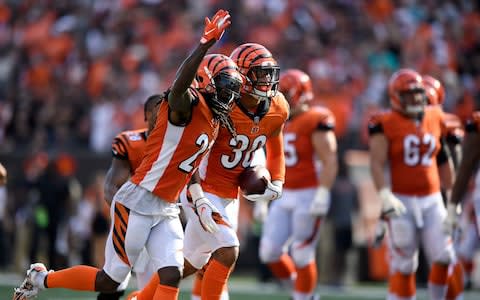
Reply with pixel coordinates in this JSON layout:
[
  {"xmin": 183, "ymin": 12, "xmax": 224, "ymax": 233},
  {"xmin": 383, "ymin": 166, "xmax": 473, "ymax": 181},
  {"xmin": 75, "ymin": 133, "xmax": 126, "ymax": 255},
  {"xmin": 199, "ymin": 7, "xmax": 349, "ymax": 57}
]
[{"xmin": 13, "ymin": 263, "xmax": 52, "ymax": 300}]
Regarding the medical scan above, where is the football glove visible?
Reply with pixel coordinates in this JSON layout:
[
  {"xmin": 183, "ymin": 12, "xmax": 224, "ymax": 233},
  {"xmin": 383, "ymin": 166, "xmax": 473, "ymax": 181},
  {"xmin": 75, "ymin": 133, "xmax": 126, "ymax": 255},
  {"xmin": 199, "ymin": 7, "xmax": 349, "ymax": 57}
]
[
  {"xmin": 189, "ymin": 183, "xmax": 219, "ymax": 233},
  {"xmin": 378, "ymin": 188, "xmax": 407, "ymax": 219},
  {"xmin": 310, "ymin": 186, "xmax": 330, "ymax": 216},
  {"xmin": 244, "ymin": 179, "xmax": 282, "ymax": 202},
  {"xmin": 200, "ymin": 9, "xmax": 231, "ymax": 44},
  {"xmin": 443, "ymin": 202, "xmax": 461, "ymax": 235},
  {"xmin": 194, "ymin": 197, "xmax": 220, "ymax": 233}
]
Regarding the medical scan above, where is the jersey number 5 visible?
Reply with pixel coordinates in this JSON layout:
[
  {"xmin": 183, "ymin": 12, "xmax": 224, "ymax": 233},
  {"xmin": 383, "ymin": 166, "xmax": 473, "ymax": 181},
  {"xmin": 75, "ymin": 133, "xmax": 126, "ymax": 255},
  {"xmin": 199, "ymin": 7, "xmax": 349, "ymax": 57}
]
[
  {"xmin": 403, "ymin": 133, "xmax": 436, "ymax": 166},
  {"xmin": 284, "ymin": 133, "xmax": 298, "ymax": 167}
]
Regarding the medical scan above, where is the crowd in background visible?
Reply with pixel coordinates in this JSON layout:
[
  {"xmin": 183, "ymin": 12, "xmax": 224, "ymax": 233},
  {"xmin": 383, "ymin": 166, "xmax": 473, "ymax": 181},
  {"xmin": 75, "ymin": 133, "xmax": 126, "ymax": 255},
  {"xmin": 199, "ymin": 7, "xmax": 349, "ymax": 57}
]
[{"xmin": 0, "ymin": 0, "xmax": 479, "ymax": 286}]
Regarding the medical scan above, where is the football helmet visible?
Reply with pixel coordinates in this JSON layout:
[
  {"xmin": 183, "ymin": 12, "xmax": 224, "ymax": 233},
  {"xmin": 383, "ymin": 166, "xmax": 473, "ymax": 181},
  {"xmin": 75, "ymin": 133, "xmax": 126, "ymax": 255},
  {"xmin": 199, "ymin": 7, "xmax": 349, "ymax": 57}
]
[
  {"xmin": 388, "ymin": 68, "xmax": 426, "ymax": 116},
  {"xmin": 230, "ymin": 43, "xmax": 280, "ymax": 101},
  {"xmin": 423, "ymin": 74, "xmax": 445, "ymax": 106},
  {"xmin": 279, "ymin": 69, "xmax": 313, "ymax": 110},
  {"xmin": 196, "ymin": 54, "xmax": 242, "ymax": 136}
]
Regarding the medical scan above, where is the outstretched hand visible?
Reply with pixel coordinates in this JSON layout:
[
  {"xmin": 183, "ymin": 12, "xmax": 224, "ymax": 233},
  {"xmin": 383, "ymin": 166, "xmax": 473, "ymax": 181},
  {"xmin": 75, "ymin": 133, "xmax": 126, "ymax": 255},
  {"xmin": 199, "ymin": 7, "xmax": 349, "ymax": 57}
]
[{"xmin": 200, "ymin": 9, "xmax": 231, "ymax": 44}]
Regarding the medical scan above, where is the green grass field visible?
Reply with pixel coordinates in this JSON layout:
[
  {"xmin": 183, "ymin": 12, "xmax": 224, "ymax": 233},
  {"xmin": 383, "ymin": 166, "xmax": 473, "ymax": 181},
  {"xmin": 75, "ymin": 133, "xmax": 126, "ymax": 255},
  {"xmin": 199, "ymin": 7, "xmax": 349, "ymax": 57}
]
[{"xmin": 2, "ymin": 274, "xmax": 480, "ymax": 300}]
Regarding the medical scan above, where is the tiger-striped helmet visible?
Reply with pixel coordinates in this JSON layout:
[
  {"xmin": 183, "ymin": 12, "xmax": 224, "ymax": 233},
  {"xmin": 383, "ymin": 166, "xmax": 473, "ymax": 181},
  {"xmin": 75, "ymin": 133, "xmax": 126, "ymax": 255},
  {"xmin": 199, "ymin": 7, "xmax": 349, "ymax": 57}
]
[
  {"xmin": 196, "ymin": 54, "xmax": 242, "ymax": 136},
  {"xmin": 230, "ymin": 43, "xmax": 280, "ymax": 101}
]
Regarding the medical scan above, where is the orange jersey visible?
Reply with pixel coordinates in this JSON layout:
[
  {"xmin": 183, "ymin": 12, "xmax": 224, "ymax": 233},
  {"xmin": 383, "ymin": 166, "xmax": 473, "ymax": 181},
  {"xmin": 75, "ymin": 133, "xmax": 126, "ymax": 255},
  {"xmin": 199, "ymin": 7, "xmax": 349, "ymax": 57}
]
[
  {"xmin": 112, "ymin": 129, "xmax": 148, "ymax": 174},
  {"xmin": 131, "ymin": 89, "xmax": 219, "ymax": 203},
  {"xmin": 369, "ymin": 106, "xmax": 447, "ymax": 196},
  {"xmin": 283, "ymin": 106, "xmax": 335, "ymax": 189},
  {"xmin": 200, "ymin": 93, "xmax": 289, "ymax": 199}
]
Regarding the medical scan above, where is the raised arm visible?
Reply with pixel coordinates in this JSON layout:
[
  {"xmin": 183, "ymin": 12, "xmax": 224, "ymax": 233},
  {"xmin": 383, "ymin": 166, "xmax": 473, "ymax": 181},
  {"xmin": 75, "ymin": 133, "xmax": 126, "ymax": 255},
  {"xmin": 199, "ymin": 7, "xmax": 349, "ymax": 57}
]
[{"xmin": 168, "ymin": 9, "xmax": 231, "ymax": 125}]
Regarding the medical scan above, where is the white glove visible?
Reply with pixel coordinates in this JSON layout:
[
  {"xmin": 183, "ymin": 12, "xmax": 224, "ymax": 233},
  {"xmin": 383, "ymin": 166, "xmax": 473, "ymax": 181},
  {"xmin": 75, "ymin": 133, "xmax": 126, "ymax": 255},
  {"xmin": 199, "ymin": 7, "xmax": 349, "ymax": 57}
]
[
  {"xmin": 189, "ymin": 183, "xmax": 219, "ymax": 233},
  {"xmin": 194, "ymin": 197, "xmax": 220, "ymax": 233},
  {"xmin": 444, "ymin": 202, "xmax": 461, "ymax": 235},
  {"xmin": 378, "ymin": 188, "xmax": 407, "ymax": 219},
  {"xmin": 253, "ymin": 199, "xmax": 269, "ymax": 222},
  {"xmin": 310, "ymin": 186, "xmax": 330, "ymax": 216},
  {"xmin": 244, "ymin": 179, "xmax": 283, "ymax": 202}
]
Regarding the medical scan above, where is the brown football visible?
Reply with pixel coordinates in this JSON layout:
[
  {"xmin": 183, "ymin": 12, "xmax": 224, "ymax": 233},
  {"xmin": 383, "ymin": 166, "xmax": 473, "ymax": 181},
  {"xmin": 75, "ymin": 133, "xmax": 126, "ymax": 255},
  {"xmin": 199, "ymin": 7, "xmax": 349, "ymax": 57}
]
[{"xmin": 238, "ymin": 165, "xmax": 271, "ymax": 195}]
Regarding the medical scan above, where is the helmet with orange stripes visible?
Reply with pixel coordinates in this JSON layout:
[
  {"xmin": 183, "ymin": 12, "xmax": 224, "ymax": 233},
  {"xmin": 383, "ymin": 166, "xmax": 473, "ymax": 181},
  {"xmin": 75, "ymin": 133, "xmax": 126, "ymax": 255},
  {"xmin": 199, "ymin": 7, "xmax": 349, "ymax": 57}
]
[
  {"xmin": 279, "ymin": 69, "xmax": 313, "ymax": 110},
  {"xmin": 196, "ymin": 54, "xmax": 242, "ymax": 136},
  {"xmin": 388, "ymin": 68, "xmax": 426, "ymax": 117},
  {"xmin": 230, "ymin": 43, "xmax": 280, "ymax": 101},
  {"xmin": 422, "ymin": 75, "xmax": 445, "ymax": 106}
]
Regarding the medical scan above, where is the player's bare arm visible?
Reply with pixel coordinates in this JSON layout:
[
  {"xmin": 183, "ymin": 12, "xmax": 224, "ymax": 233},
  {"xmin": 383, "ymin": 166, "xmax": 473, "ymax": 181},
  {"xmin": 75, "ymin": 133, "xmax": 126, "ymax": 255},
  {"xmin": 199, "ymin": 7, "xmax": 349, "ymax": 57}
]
[
  {"xmin": 437, "ymin": 138, "xmax": 455, "ymax": 194},
  {"xmin": 451, "ymin": 130, "xmax": 480, "ymax": 205},
  {"xmin": 168, "ymin": 9, "xmax": 231, "ymax": 125},
  {"xmin": 369, "ymin": 131, "xmax": 406, "ymax": 218},
  {"xmin": 104, "ymin": 158, "xmax": 131, "ymax": 205},
  {"xmin": 312, "ymin": 130, "xmax": 338, "ymax": 189},
  {"xmin": 369, "ymin": 133, "xmax": 388, "ymax": 191},
  {"xmin": 0, "ymin": 162, "xmax": 6, "ymax": 186}
]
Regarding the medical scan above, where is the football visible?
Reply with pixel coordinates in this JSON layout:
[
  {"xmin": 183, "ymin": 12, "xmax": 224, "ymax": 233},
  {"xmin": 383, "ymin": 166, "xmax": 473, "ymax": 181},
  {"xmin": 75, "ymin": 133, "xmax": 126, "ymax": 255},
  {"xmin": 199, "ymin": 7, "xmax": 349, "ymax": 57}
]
[{"xmin": 238, "ymin": 165, "xmax": 271, "ymax": 195}]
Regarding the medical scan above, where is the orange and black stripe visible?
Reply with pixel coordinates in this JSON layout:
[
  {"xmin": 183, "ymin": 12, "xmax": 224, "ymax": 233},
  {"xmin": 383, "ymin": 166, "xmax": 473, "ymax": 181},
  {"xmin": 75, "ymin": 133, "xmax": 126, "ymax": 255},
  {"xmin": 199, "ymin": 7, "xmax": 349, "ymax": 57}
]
[
  {"xmin": 112, "ymin": 202, "xmax": 131, "ymax": 266},
  {"xmin": 207, "ymin": 55, "xmax": 237, "ymax": 73},
  {"xmin": 112, "ymin": 134, "xmax": 129, "ymax": 160},
  {"xmin": 231, "ymin": 43, "xmax": 273, "ymax": 70}
]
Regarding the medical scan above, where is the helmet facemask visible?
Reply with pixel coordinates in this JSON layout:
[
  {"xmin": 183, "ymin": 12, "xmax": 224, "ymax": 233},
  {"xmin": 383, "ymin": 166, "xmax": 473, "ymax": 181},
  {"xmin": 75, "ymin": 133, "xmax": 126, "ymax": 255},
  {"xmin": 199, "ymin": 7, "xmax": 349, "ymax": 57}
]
[
  {"xmin": 398, "ymin": 87, "xmax": 427, "ymax": 117},
  {"xmin": 244, "ymin": 65, "xmax": 280, "ymax": 101},
  {"xmin": 206, "ymin": 72, "xmax": 242, "ymax": 137}
]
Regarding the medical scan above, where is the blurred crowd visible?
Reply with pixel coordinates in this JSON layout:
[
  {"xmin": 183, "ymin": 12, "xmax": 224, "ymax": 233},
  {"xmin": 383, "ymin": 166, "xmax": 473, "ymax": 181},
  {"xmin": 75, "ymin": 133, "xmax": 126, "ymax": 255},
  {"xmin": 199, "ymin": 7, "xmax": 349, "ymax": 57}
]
[
  {"xmin": 0, "ymin": 0, "xmax": 480, "ymax": 286},
  {"xmin": 0, "ymin": 0, "xmax": 479, "ymax": 154}
]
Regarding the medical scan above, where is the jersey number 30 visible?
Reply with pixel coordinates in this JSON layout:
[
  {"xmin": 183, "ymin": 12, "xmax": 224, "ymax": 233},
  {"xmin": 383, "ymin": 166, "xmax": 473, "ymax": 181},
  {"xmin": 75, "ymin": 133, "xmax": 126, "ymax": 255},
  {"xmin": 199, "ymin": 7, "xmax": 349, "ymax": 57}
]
[
  {"xmin": 403, "ymin": 134, "xmax": 436, "ymax": 166},
  {"xmin": 221, "ymin": 134, "xmax": 267, "ymax": 169}
]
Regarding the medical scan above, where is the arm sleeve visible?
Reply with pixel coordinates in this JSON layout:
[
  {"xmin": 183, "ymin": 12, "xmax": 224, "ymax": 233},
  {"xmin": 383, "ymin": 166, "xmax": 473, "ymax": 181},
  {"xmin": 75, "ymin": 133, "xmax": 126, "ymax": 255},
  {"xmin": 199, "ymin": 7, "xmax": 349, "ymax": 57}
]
[
  {"xmin": 112, "ymin": 135, "xmax": 129, "ymax": 160},
  {"xmin": 266, "ymin": 130, "xmax": 285, "ymax": 183}
]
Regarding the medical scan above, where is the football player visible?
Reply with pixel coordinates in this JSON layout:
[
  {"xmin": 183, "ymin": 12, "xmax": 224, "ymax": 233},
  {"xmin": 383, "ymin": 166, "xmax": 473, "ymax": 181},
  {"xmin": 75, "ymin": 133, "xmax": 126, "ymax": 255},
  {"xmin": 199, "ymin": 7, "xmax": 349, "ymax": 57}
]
[
  {"xmin": 93, "ymin": 94, "xmax": 161, "ymax": 300},
  {"xmin": 423, "ymin": 74, "xmax": 465, "ymax": 299},
  {"xmin": 258, "ymin": 69, "xmax": 338, "ymax": 300},
  {"xmin": 368, "ymin": 69, "xmax": 457, "ymax": 299},
  {"xmin": 13, "ymin": 9, "xmax": 241, "ymax": 300},
  {"xmin": 179, "ymin": 43, "xmax": 289, "ymax": 300},
  {"xmin": 450, "ymin": 111, "xmax": 480, "ymax": 290}
]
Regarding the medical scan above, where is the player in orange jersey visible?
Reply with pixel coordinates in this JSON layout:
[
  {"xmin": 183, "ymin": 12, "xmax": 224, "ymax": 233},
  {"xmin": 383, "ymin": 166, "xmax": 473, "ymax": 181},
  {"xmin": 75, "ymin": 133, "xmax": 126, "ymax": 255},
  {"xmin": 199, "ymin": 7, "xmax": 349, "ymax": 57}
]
[
  {"xmin": 13, "ymin": 9, "xmax": 242, "ymax": 300},
  {"xmin": 450, "ymin": 111, "xmax": 480, "ymax": 290},
  {"xmin": 257, "ymin": 69, "xmax": 338, "ymax": 300},
  {"xmin": 422, "ymin": 74, "xmax": 466, "ymax": 300},
  {"xmin": 177, "ymin": 43, "xmax": 288, "ymax": 300},
  {"xmin": 91, "ymin": 94, "xmax": 161, "ymax": 300},
  {"xmin": 368, "ymin": 68, "xmax": 458, "ymax": 300},
  {"xmin": 423, "ymin": 75, "xmax": 463, "ymax": 167}
]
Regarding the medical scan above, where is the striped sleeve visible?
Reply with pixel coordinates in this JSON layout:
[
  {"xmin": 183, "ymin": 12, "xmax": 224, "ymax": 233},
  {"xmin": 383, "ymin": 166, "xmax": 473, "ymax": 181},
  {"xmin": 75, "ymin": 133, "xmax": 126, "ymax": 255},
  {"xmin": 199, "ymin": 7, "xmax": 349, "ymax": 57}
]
[{"xmin": 112, "ymin": 134, "xmax": 129, "ymax": 160}]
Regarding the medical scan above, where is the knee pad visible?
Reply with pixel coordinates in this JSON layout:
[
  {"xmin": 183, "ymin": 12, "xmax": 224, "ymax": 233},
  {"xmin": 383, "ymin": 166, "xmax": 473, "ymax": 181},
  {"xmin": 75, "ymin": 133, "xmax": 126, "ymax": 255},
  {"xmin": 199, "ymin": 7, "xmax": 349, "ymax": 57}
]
[
  {"xmin": 259, "ymin": 238, "xmax": 283, "ymax": 264},
  {"xmin": 291, "ymin": 241, "xmax": 315, "ymax": 268}
]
